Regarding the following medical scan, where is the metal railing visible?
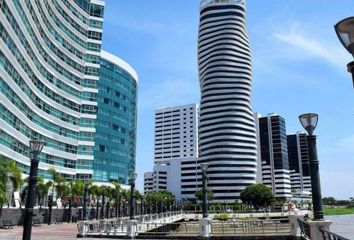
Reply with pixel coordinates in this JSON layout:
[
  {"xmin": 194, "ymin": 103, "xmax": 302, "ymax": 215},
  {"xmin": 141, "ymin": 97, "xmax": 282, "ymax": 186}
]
[
  {"xmin": 137, "ymin": 219, "xmax": 290, "ymax": 237},
  {"xmin": 298, "ymin": 219, "xmax": 311, "ymax": 240},
  {"xmin": 137, "ymin": 222, "xmax": 200, "ymax": 236},
  {"xmin": 321, "ymin": 228, "xmax": 350, "ymax": 240},
  {"xmin": 78, "ymin": 211, "xmax": 185, "ymax": 235},
  {"xmin": 210, "ymin": 219, "xmax": 290, "ymax": 235}
]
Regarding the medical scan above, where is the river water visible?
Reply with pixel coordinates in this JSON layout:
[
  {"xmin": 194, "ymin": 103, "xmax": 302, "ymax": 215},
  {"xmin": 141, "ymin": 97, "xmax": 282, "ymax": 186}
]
[{"xmin": 326, "ymin": 214, "xmax": 354, "ymax": 239}]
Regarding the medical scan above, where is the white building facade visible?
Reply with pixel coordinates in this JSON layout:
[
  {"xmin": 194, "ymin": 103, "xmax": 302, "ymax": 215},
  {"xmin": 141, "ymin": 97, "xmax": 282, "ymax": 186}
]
[
  {"xmin": 144, "ymin": 104, "xmax": 199, "ymax": 200},
  {"xmin": 154, "ymin": 104, "xmax": 199, "ymax": 162},
  {"xmin": 198, "ymin": 0, "xmax": 258, "ymax": 203}
]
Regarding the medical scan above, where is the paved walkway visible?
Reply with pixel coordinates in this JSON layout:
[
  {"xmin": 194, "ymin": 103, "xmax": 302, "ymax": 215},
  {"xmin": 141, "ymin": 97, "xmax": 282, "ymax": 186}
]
[{"xmin": 0, "ymin": 223, "xmax": 83, "ymax": 240}]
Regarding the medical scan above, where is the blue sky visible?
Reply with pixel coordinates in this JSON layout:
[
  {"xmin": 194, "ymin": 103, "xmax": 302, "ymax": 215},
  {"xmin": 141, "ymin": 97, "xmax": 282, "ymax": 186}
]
[{"xmin": 102, "ymin": 0, "xmax": 354, "ymax": 199}]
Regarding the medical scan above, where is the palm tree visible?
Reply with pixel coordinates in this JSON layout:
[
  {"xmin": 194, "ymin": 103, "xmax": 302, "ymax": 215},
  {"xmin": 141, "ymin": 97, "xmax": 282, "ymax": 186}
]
[
  {"xmin": 111, "ymin": 182, "xmax": 121, "ymax": 218},
  {"xmin": 48, "ymin": 168, "xmax": 65, "ymax": 206},
  {"xmin": 35, "ymin": 176, "xmax": 51, "ymax": 208},
  {"xmin": 0, "ymin": 158, "xmax": 23, "ymax": 209},
  {"xmin": 105, "ymin": 186, "xmax": 113, "ymax": 219},
  {"xmin": 89, "ymin": 185, "xmax": 101, "ymax": 220}
]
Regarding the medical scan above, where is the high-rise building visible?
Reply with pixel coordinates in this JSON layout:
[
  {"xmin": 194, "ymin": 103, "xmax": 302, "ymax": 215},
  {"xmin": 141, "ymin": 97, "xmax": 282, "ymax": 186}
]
[
  {"xmin": 144, "ymin": 103, "xmax": 199, "ymax": 199},
  {"xmin": 0, "ymin": 1, "xmax": 138, "ymax": 184},
  {"xmin": 287, "ymin": 132, "xmax": 311, "ymax": 199},
  {"xmin": 144, "ymin": 172, "xmax": 154, "ymax": 193},
  {"xmin": 154, "ymin": 104, "xmax": 199, "ymax": 162},
  {"xmin": 256, "ymin": 113, "xmax": 292, "ymax": 199},
  {"xmin": 198, "ymin": 0, "xmax": 258, "ymax": 202},
  {"xmin": 0, "ymin": 0, "xmax": 104, "ymax": 179},
  {"xmin": 93, "ymin": 51, "xmax": 138, "ymax": 184}
]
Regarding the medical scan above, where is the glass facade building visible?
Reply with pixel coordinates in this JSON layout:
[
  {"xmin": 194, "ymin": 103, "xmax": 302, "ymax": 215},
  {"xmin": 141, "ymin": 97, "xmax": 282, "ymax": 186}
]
[
  {"xmin": 0, "ymin": 0, "xmax": 137, "ymax": 183},
  {"xmin": 94, "ymin": 51, "xmax": 138, "ymax": 184},
  {"xmin": 256, "ymin": 113, "xmax": 292, "ymax": 199},
  {"xmin": 287, "ymin": 132, "xmax": 311, "ymax": 198},
  {"xmin": 0, "ymin": 0, "xmax": 104, "ymax": 180}
]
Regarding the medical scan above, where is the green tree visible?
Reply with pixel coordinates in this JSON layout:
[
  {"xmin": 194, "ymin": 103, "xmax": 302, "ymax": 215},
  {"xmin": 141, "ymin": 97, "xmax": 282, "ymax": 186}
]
[
  {"xmin": 89, "ymin": 184, "xmax": 102, "ymax": 220},
  {"xmin": 111, "ymin": 182, "xmax": 121, "ymax": 217},
  {"xmin": 0, "ymin": 158, "xmax": 23, "ymax": 210},
  {"xmin": 195, "ymin": 188, "xmax": 214, "ymax": 202},
  {"xmin": 48, "ymin": 168, "xmax": 66, "ymax": 202},
  {"xmin": 240, "ymin": 184, "xmax": 274, "ymax": 210},
  {"xmin": 35, "ymin": 176, "xmax": 52, "ymax": 208},
  {"xmin": 323, "ymin": 197, "xmax": 336, "ymax": 206}
]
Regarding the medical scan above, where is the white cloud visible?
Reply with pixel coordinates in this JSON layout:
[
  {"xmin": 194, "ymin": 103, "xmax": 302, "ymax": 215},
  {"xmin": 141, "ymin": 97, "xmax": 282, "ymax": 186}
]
[
  {"xmin": 273, "ymin": 23, "xmax": 350, "ymax": 69},
  {"xmin": 138, "ymin": 78, "xmax": 200, "ymax": 111}
]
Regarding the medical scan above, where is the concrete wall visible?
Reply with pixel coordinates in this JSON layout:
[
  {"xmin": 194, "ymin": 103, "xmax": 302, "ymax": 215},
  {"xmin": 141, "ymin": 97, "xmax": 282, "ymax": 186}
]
[{"xmin": 0, "ymin": 207, "xmax": 117, "ymax": 225}]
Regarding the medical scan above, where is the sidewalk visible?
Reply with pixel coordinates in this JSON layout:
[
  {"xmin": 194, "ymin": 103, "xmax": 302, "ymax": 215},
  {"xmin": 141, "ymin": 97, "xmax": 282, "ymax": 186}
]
[{"xmin": 0, "ymin": 223, "xmax": 81, "ymax": 240}]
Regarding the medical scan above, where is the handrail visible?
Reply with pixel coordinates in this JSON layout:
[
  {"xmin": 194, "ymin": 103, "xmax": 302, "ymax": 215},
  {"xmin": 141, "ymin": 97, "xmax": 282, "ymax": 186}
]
[
  {"xmin": 321, "ymin": 228, "xmax": 350, "ymax": 240},
  {"xmin": 298, "ymin": 219, "xmax": 311, "ymax": 240}
]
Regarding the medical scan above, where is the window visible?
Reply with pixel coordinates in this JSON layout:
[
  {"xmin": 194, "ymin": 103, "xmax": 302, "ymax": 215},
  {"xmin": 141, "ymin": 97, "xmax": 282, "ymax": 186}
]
[{"xmin": 99, "ymin": 145, "xmax": 105, "ymax": 152}]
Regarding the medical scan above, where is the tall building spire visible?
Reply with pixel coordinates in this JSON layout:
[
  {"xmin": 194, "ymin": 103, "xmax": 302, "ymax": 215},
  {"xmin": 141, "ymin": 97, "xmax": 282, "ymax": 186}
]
[{"xmin": 198, "ymin": 0, "xmax": 257, "ymax": 203}]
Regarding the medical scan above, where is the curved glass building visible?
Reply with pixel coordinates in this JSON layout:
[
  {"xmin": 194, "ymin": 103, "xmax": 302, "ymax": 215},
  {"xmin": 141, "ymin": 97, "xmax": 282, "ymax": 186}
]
[
  {"xmin": 198, "ymin": 0, "xmax": 257, "ymax": 202},
  {"xmin": 94, "ymin": 51, "xmax": 138, "ymax": 184},
  {"xmin": 0, "ymin": 0, "xmax": 104, "ymax": 180}
]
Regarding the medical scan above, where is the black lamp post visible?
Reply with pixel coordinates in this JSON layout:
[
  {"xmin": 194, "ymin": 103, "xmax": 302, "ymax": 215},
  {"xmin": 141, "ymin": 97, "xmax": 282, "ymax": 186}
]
[
  {"xmin": 22, "ymin": 140, "xmax": 44, "ymax": 240},
  {"xmin": 129, "ymin": 172, "xmax": 137, "ymax": 220},
  {"xmin": 141, "ymin": 196, "xmax": 145, "ymax": 215},
  {"xmin": 201, "ymin": 163, "xmax": 208, "ymax": 218},
  {"xmin": 47, "ymin": 195, "xmax": 53, "ymax": 225},
  {"xmin": 48, "ymin": 195, "xmax": 53, "ymax": 225},
  {"xmin": 299, "ymin": 113, "xmax": 324, "ymax": 220},
  {"xmin": 335, "ymin": 16, "xmax": 354, "ymax": 87},
  {"xmin": 83, "ymin": 180, "xmax": 89, "ymax": 221}
]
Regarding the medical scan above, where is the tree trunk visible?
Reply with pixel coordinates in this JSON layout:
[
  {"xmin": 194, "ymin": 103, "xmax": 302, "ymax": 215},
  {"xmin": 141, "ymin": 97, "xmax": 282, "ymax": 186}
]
[
  {"xmin": 96, "ymin": 199, "xmax": 99, "ymax": 220},
  {"xmin": 68, "ymin": 199, "xmax": 72, "ymax": 223}
]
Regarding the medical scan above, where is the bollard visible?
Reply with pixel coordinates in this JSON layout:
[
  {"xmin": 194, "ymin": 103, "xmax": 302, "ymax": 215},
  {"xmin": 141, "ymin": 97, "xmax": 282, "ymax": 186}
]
[{"xmin": 77, "ymin": 221, "xmax": 89, "ymax": 237}]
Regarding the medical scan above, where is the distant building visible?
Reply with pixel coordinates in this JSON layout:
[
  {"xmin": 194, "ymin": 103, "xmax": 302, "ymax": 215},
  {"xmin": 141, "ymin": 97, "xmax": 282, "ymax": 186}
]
[
  {"xmin": 144, "ymin": 103, "xmax": 199, "ymax": 199},
  {"xmin": 144, "ymin": 157, "xmax": 199, "ymax": 201},
  {"xmin": 287, "ymin": 132, "xmax": 312, "ymax": 199},
  {"xmin": 154, "ymin": 104, "xmax": 199, "ymax": 162},
  {"xmin": 144, "ymin": 172, "xmax": 154, "ymax": 193},
  {"xmin": 256, "ymin": 113, "xmax": 292, "ymax": 199}
]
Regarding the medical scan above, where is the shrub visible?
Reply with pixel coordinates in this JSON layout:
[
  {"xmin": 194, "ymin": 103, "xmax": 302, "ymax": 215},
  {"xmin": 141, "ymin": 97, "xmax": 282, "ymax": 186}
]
[{"xmin": 217, "ymin": 213, "xmax": 229, "ymax": 221}]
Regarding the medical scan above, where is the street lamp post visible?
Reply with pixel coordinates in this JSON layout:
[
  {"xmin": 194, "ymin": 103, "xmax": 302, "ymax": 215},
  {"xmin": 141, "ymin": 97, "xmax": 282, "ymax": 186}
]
[
  {"xmin": 141, "ymin": 196, "xmax": 145, "ymax": 216},
  {"xmin": 201, "ymin": 163, "xmax": 208, "ymax": 218},
  {"xmin": 129, "ymin": 173, "xmax": 137, "ymax": 220},
  {"xmin": 47, "ymin": 195, "xmax": 53, "ymax": 225},
  {"xmin": 334, "ymin": 17, "xmax": 354, "ymax": 87},
  {"xmin": 299, "ymin": 113, "xmax": 324, "ymax": 220},
  {"xmin": 22, "ymin": 140, "xmax": 44, "ymax": 240},
  {"xmin": 83, "ymin": 180, "xmax": 89, "ymax": 221}
]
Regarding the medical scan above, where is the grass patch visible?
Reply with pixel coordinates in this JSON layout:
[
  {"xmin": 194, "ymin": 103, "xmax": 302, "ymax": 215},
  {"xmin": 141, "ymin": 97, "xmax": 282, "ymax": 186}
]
[{"xmin": 324, "ymin": 207, "xmax": 354, "ymax": 215}]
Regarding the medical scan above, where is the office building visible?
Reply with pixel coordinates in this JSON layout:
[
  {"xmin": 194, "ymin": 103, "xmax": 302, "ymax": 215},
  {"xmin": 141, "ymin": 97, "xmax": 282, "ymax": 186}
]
[
  {"xmin": 198, "ymin": 0, "xmax": 258, "ymax": 202},
  {"xmin": 287, "ymin": 132, "xmax": 311, "ymax": 199},
  {"xmin": 256, "ymin": 113, "xmax": 292, "ymax": 199},
  {"xmin": 154, "ymin": 104, "xmax": 199, "ymax": 162},
  {"xmin": 93, "ymin": 51, "xmax": 138, "ymax": 184}
]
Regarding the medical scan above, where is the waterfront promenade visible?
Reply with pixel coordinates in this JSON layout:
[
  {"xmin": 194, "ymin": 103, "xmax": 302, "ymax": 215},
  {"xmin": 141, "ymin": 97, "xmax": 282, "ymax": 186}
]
[{"xmin": 0, "ymin": 223, "xmax": 79, "ymax": 240}]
